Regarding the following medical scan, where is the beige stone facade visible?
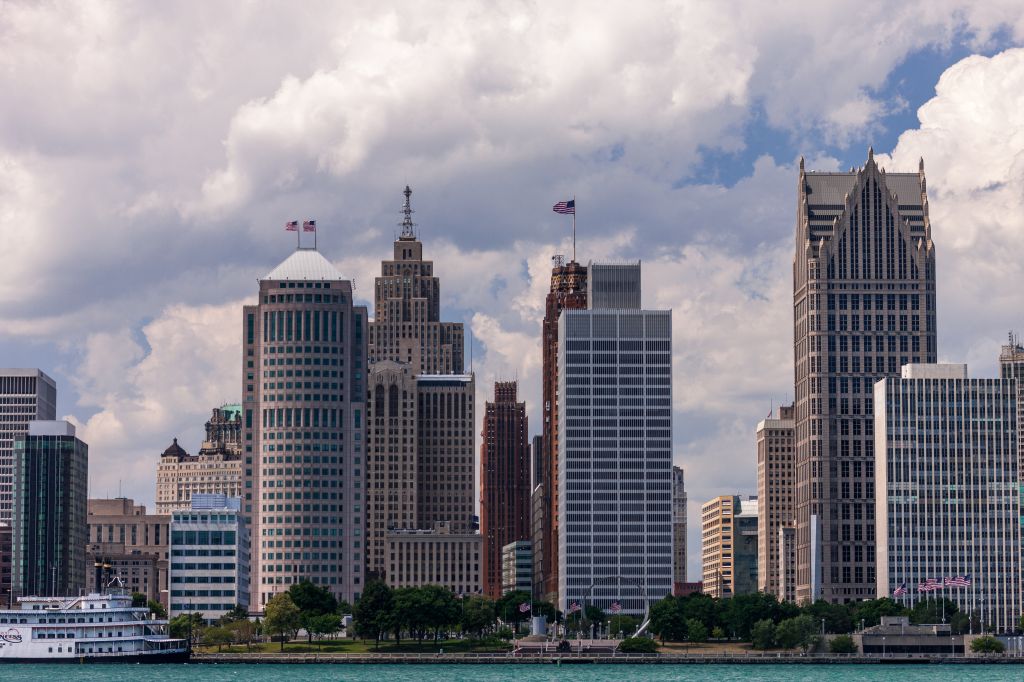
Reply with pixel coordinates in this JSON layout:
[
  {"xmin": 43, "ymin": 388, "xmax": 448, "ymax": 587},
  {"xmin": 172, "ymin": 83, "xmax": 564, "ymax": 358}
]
[
  {"xmin": 756, "ymin": 404, "xmax": 794, "ymax": 599},
  {"xmin": 386, "ymin": 523, "xmax": 481, "ymax": 595},
  {"xmin": 86, "ymin": 498, "xmax": 169, "ymax": 604}
]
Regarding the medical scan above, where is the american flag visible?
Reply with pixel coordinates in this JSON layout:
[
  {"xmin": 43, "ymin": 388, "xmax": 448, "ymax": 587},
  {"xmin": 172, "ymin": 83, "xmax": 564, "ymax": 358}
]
[
  {"xmin": 609, "ymin": 601, "xmax": 622, "ymax": 614},
  {"xmin": 303, "ymin": 219, "xmax": 316, "ymax": 232},
  {"xmin": 917, "ymin": 578, "xmax": 942, "ymax": 592},
  {"xmin": 552, "ymin": 199, "xmax": 575, "ymax": 215},
  {"xmin": 519, "ymin": 602, "xmax": 531, "ymax": 613},
  {"xmin": 892, "ymin": 582, "xmax": 907, "ymax": 597},
  {"xmin": 947, "ymin": 575, "xmax": 972, "ymax": 587},
  {"xmin": 285, "ymin": 220, "xmax": 299, "ymax": 231},
  {"xmin": 567, "ymin": 601, "xmax": 581, "ymax": 614}
]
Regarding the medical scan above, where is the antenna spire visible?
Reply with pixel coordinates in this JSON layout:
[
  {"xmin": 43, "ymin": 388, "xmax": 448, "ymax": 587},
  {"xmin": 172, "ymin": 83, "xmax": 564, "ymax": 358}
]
[{"xmin": 400, "ymin": 185, "xmax": 417, "ymax": 238}]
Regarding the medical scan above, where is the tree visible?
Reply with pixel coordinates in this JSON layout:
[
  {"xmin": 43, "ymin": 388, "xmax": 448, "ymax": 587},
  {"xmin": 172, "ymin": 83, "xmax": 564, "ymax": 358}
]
[
  {"xmin": 829, "ymin": 634, "xmax": 857, "ymax": 654},
  {"xmin": 420, "ymin": 585, "xmax": 460, "ymax": 643},
  {"xmin": 584, "ymin": 605, "xmax": 607, "ymax": 637},
  {"xmin": 353, "ymin": 580, "xmax": 394, "ymax": 648},
  {"xmin": 131, "ymin": 592, "xmax": 148, "ymax": 608},
  {"xmin": 950, "ymin": 611, "xmax": 981, "ymax": 635},
  {"xmin": 648, "ymin": 596, "xmax": 686, "ymax": 643},
  {"xmin": 263, "ymin": 592, "xmax": 301, "ymax": 652},
  {"xmin": 711, "ymin": 626, "xmax": 726, "ymax": 640},
  {"xmin": 617, "ymin": 636, "xmax": 657, "ymax": 653},
  {"xmin": 802, "ymin": 599, "xmax": 853, "ymax": 634},
  {"xmin": 288, "ymin": 580, "xmax": 338, "ymax": 617},
  {"xmin": 169, "ymin": 612, "xmax": 205, "ymax": 646},
  {"xmin": 532, "ymin": 600, "xmax": 557, "ymax": 624},
  {"xmin": 336, "ymin": 599, "xmax": 353, "ymax": 616},
  {"xmin": 307, "ymin": 613, "xmax": 342, "ymax": 649},
  {"xmin": 909, "ymin": 597, "xmax": 958, "ymax": 626},
  {"xmin": 218, "ymin": 604, "xmax": 250, "ymax": 624},
  {"xmin": 686, "ymin": 618, "xmax": 707, "ymax": 643},
  {"xmin": 678, "ymin": 593, "xmax": 717, "ymax": 631},
  {"xmin": 201, "ymin": 625, "xmax": 233, "ymax": 651},
  {"xmin": 851, "ymin": 598, "xmax": 905, "ymax": 628},
  {"xmin": 495, "ymin": 590, "xmax": 532, "ymax": 630},
  {"xmin": 461, "ymin": 595, "xmax": 496, "ymax": 640},
  {"xmin": 775, "ymin": 615, "xmax": 815, "ymax": 650},
  {"xmin": 608, "ymin": 614, "xmax": 639, "ymax": 639},
  {"xmin": 723, "ymin": 592, "xmax": 780, "ymax": 640},
  {"xmin": 392, "ymin": 586, "xmax": 428, "ymax": 645},
  {"xmin": 971, "ymin": 635, "xmax": 1005, "ymax": 654},
  {"xmin": 147, "ymin": 599, "xmax": 167, "ymax": 619},
  {"xmin": 228, "ymin": 619, "xmax": 257, "ymax": 651},
  {"xmin": 751, "ymin": 619, "xmax": 776, "ymax": 649}
]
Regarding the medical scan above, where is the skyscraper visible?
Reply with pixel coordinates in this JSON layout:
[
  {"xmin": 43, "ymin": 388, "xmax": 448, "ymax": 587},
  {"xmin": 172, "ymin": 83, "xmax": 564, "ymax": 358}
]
[
  {"xmin": 556, "ymin": 262, "xmax": 673, "ymax": 616},
  {"xmin": 999, "ymin": 333, "xmax": 1024, "ymax": 474},
  {"xmin": 480, "ymin": 381, "xmax": 530, "ymax": 599},
  {"xmin": 756, "ymin": 404, "xmax": 794, "ymax": 599},
  {"xmin": 875, "ymin": 363, "xmax": 1021, "ymax": 632},
  {"xmin": 0, "ymin": 369, "xmax": 57, "ymax": 522},
  {"xmin": 364, "ymin": 188, "xmax": 475, "ymax": 585},
  {"xmin": 242, "ymin": 245, "xmax": 368, "ymax": 607},
  {"xmin": 12, "ymin": 420, "xmax": 88, "ymax": 598},
  {"xmin": 793, "ymin": 150, "xmax": 937, "ymax": 602},
  {"xmin": 701, "ymin": 495, "xmax": 758, "ymax": 599},
  {"xmin": 671, "ymin": 466, "xmax": 687, "ymax": 586},
  {"xmin": 536, "ymin": 256, "xmax": 587, "ymax": 602}
]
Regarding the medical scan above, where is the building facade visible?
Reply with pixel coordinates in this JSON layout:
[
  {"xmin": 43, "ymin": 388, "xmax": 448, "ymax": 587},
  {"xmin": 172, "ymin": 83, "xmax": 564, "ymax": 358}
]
[
  {"xmin": 756, "ymin": 404, "xmax": 794, "ymax": 598},
  {"xmin": 501, "ymin": 540, "xmax": 533, "ymax": 595},
  {"xmin": 701, "ymin": 495, "xmax": 758, "ymax": 599},
  {"xmin": 556, "ymin": 263, "xmax": 673, "ymax": 616},
  {"xmin": 536, "ymin": 256, "xmax": 587, "ymax": 602},
  {"xmin": 0, "ymin": 369, "xmax": 57, "ymax": 523},
  {"xmin": 12, "ymin": 421, "xmax": 88, "ymax": 598},
  {"xmin": 480, "ymin": 381, "xmax": 530, "ymax": 599},
  {"xmin": 875, "ymin": 363, "xmax": 1021, "ymax": 633},
  {"xmin": 169, "ymin": 495, "xmax": 249, "ymax": 622},
  {"xmin": 385, "ymin": 523, "xmax": 481, "ymax": 595},
  {"xmin": 999, "ymin": 334, "xmax": 1024, "ymax": 474},
  {"xmin": 793, "ymin": 151, "xmax": 937, "ymax": 602},
  {"xmin": 242, "ymin": 246, "xmax": 368, "ymax": 608},
  {"xmin": 87, "ymin": 498, "xmax": 170, "ymax": 605},
  {"xmin": 156, "ymin": 405, "xmax": 243, "ymax": 514},
  {"xmin": 671, "ymin": 466, "xmax": 686, "ymax": 586},
  {"xmin": 778, "ymin": 525, "xmax": 797, "ymax": 603}
]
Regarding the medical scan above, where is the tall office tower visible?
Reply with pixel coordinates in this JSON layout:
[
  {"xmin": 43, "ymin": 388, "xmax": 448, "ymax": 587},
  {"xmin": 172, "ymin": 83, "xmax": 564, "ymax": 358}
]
[
  {"xmin": 242, "ymin": 245, "xmax": 368, "ymax": 608},
  {"xmin": 999, "ymin": 333, "xmax": 1024, "ymax": 472},
  {"xmin": 793, "ymin": 150, "xmax": 937, "ymax": 602},
  {"xmin": 532, "ymin": 435, "xmax": 542, "ymax": 489},
  {"xmin": 536, "ymin": 256, "xmax": 587, "ymax": 601},
  {"xmin": 416, "ymin": 374, "xmax": 475, "ymax": 531},
  {"xmin": 0, "ymin": 370, "xmax": 57, "ymax": 522},
  {"xmin": 671, "ymin": 466, "xmax": 687, "ymax": 586},
  {"xmin": 778, "ymin": 526, "xmax": 797, "ymax": 603},
  {"xmin": 87, "ymin": 498, "xmax": 169, "ymax": 606},
  {"xmin": 368, "ymin": 186, "xmax": 463, "ymax": 374},
  {"xmin": 365, "ymin": 361, "xmax": 418, "ymax": 581},
  {"xmin": 876, "ymin": 364, "xmax": 1021, "ymax": 632},
  {"xmin": 701, "ymin": 495, "xmax": 758, "ymax": 599},
  {"xmin": 480, "ymin": 381, "xmax": 530, "ymax": 598},
  {"xmin": 155, "ymin": 404, "xmax": 244, "ymax": 513},
  {"xmin": 556, "ymin": 262, "xmax": 673, "ymax": 616},
  {"xmin": 756, "ymin": 404, "xmax": 794, "ymax": 598},
  {"xmin": 12, "ymin": 421, "xmax": 88, "ymax": 598}
]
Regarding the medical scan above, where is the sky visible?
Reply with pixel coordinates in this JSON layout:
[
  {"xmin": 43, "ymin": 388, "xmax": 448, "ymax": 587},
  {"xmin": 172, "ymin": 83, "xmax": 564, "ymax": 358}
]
[{"xmin": 3, "ymin": 1, "xmax": 1024, "ymax": 581}]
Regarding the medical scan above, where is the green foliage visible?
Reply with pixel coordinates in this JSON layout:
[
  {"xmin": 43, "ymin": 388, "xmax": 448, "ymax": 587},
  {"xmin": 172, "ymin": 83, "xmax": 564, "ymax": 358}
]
[
  {"xmin": 751, "ymin": 619, "xmax": 776, "ymax": 649},
  {"xmin": 850, "ymin": 598, "xmax": 906, "ymax": 628},
  {"xmin": 686, "ymin": 618, "xmax": 708, "ymax": 643},
  {"xmin": 829, "ymin": 634, "xmax": 857, "ymax": 654},
  {"xmin": 723, "ymin": 592, "xmax": 784, "ymax": 640},
  {"xmin": 217, "ymin": 604, "xmax": 249, "ymax": 624},
  {"xmin": 775, "ymin": 615, "xmax": 815, "ymax": 650},
  {"xmin": 131, "ymin": 592, "xmax": 147, "ymax": 608},
  {"xmin": 608, "ymin": 614, "xmax": 639, "ymax": 638},
  {"xmin": 949, "ymin": 611, "xmax": 981, "ymax": 635},
  {"xmin": 353, "ymin": 580, "xmax": 394, "ymax": 647},
  {"xmin": 909, "ymin": 597, "xmax": 959, "ymax": 626},
  {"xmin": 263, "ymin": 593, "xmax": 302, "ymax": 651},
  {"xmin": 147, "ymin": 599, "xmax": 167, "ymax": 619},
  {"xmin": 169, "ymin": 612, "xmax": 205, "ymax": 645},
  {"xmin": 288, "ymin": 580, "xmax": 338, "ymax": 617},
  {"xmin": 971, "ymin": 635, "xmax": 1005, "ymax": 653},
  {"xmin": 495, "ymin": 590, "xmax": 533, "ymax": 626},
  {"xmin": 648, "ymin": 596, "xmax": 687, "ymax": 642},
  {"xmin": 532, "ymin": 600, "xmax": 557, "ymax": 623},
  {"xmin": 496, "ymin": 626, "xmax": 514, "ymax": 641},
  {"xmin": 803, "ymin": 599, "xmax": 853, "ymax": 634},
  {"xmin": 201, "ymin": 625, "xmax": 233, "ymax": 651},
  {"xmin": 336, "ymin": 599, "xmax": 353, "ymax": 616},
  {"xmin": 617, "ymin": 636, "xmax": 657, "ymax": 653},
  {"xmin": 461, "ymin": 595, "xmax": 496, "ymax": 639},
  {"xmin": 227, "ymin": 619, "xmax": 257, "ymax": 650},
  {"xmin": 710, "ymin": 626, "xmax": 726, "ymax": 640}
]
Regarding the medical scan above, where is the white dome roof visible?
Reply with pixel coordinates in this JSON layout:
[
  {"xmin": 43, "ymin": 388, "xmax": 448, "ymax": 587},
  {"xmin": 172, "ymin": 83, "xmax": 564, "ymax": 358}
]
[{"xmin": 263, "ymin": 248, "xmax": 346, "ymax": 281}]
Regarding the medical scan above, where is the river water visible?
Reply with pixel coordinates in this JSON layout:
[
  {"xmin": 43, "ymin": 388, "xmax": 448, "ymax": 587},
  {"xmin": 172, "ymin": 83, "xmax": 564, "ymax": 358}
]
[{"xmin": 2, "ymin": 664, "xmax": 1022, "ymax": 681}]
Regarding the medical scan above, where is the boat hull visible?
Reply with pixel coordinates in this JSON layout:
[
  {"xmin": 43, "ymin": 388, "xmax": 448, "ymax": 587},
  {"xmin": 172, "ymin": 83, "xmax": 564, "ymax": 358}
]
[{"xmin": 0, "ymin": 651, "xmax": 191, "ymax": 664}]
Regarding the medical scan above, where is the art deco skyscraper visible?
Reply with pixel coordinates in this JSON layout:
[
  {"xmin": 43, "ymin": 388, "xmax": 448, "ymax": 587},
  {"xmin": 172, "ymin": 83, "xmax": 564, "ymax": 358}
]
[
  {"xmin": 671, "ymin": 466, "xmax": 686, "ymax": 586},
  {"xmin": 242, "ymin": 246, "xmax": 368, "ymax": 607},
  {"xmin": 480, "ymin": 381, "xmax": 530, "ymax": 599},
  {"xmin": 535, "ymin": 256, "xmax": 587, "ymax": 602},
  {"xmin": 793, "ymin": 150, "xmax": 936, "ymax": 602},
  {"xmin": 756, "ymin": 404, "xmax": 794, "ymax": 599}
]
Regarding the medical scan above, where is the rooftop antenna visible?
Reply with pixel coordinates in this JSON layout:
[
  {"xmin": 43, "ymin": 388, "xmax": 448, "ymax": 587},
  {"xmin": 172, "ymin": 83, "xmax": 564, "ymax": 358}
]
[
  {"xmin": 469, "ymin": 325, "xmax": 474, "ymax": 373},
  {"xmin": 400, "ymin": 185, "xmax": 417, "ymax": 238}
]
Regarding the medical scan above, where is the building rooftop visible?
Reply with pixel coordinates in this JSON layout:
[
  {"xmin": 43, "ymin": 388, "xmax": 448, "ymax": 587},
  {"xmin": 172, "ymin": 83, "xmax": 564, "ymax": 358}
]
[{"xmin": 263, "ymin": 248, "xmax": 346, "ymax": 281}]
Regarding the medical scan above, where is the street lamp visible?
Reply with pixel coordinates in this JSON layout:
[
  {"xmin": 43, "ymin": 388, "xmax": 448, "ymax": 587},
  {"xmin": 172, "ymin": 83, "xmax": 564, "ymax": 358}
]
[{"xmin": 882, "ymin": 636, "xmax": 886, "ymax": 658}]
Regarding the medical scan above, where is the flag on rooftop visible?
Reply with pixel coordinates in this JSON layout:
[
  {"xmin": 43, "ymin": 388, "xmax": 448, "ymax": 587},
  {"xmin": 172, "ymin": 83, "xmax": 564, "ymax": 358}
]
[
  {"xmin": 553, "ymin": 199, "xmax": 575, "ymax": 215},
  {"xmin": 303, "ymin": 219, "xmax": 316, "ymax": 232},
  {"xmin": 285, "ymin": 220, "xmax": 299, "ymax": 231}
]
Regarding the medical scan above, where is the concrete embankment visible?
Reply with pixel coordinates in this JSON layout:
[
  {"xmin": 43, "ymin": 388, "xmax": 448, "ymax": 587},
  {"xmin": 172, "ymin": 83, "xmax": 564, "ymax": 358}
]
[{"xmin": 191, "ymin": 653, "xmax": 1021, "ymax": 664}]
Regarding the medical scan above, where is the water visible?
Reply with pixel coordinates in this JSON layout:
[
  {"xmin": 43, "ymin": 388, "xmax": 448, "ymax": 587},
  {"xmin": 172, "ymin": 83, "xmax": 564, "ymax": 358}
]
[{"xmin": 1, "ymin": 664, "xmax": 1022, "ymax": 682}]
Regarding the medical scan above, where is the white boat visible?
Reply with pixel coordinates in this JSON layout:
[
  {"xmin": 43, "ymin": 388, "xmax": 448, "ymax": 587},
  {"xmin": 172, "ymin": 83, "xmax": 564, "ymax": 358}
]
[{"xmin": 0, "ymin": 589, "xmax": 189, "ymax": 663}]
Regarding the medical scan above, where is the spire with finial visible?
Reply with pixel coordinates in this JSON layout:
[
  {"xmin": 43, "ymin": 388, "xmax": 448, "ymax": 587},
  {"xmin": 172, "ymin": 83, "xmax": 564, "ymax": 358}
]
[
  {"xmin": 867, "ymin": 145, "xmax": 874, "ymax": 162},
  {"xmin": 400, "ymin": 185, "xmax": 417, "ymax": 238},
  {"xmin": 799, "ymin": 155, "xmax": 805, "ymax": 172}
]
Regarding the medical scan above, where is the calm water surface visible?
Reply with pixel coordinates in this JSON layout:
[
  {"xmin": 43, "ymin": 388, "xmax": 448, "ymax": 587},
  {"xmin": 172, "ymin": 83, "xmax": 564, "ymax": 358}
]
[{"xmin": 2, "ymin": 664, "xmax": 1022, "ymax": 682}]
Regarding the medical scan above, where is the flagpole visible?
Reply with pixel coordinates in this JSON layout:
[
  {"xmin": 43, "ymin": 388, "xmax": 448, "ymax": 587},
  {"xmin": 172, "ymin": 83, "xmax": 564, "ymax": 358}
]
[
  {"xmin": 296, "ymin": 221, "xmax": 300, "ymax": 249},
  {"xmin": 572, "ymin": 194, "xmax": 576, "ymax": 262}
]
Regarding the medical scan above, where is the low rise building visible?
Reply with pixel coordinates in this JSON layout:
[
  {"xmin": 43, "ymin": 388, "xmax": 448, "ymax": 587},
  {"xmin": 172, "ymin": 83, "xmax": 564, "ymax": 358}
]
[
  {"xmin": 86, "ymin": 543, "xmax": 165, "ymax": 606},
  {"xmin": 87, "ymin": 498, "xmax": 169, "ymax": 603},
  {"xmin": 169, "ymin": 494, "xmax": 249, "ymax": 623},
  {"xmin": 386, "ymin": 522, "xmax": 481, "ymax": 595},
  {"xmin": 853, "ymin": 616, "xmax": 963, "ymax": 656},
  {"xmin": 501, "ymin": 540, "xmax": 532, "ymax": 595}
]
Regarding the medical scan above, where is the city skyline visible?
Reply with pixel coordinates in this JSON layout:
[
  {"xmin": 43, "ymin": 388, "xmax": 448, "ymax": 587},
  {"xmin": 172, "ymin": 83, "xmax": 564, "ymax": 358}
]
[{"xmin": 3, "ymin": 5, "xmax": 1024, "ymax": 582}]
